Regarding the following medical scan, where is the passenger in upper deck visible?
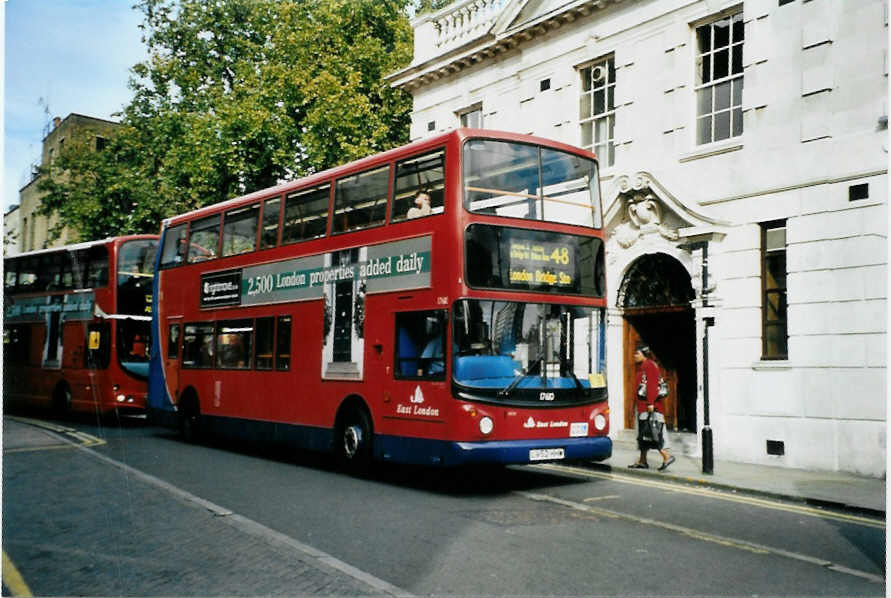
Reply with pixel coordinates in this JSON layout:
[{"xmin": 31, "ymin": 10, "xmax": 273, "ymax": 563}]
[{"xmin": 407, "ymin": 192, "xmax": 432, "ymax": 219}]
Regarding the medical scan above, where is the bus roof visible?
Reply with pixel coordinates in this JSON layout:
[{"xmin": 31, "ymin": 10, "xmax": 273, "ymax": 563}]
[
  {"xmin": 5, "ymin": 234, "xmax": 160, "ymax": 261},
  {"xmin": 162, "ymin": 128, "xmax": 598, "ymax": 227}
]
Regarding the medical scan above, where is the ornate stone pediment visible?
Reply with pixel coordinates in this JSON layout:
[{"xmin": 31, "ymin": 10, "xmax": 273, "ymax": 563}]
[{"xmin": 604, "ymin": 172, "xmax": 724, "ymax": 252}]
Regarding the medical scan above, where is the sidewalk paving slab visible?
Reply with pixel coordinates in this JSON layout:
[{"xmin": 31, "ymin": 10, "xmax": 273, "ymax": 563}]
[{"xmin": 587, "ymin": 438, "xmax": 886, "ymax": 517}]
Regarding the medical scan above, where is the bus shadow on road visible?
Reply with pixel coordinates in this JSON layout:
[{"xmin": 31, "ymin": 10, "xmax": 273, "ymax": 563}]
[
  {"xmin": 152, "ymin": 426, "xmax": 591, "ymax": 497},
  {"xmin": 370, "ymin": 462, "xmax": 592, "ymax": 497}
]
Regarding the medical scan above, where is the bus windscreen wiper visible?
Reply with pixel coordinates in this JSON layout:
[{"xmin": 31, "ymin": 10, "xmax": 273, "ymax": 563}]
[
  {"xmin": 498, "ymin": 357, "xmax": 542, "ymax": 398},
  {"xmin": 560, "ymin": 354, "xmax": 584, "ymax": 390}
]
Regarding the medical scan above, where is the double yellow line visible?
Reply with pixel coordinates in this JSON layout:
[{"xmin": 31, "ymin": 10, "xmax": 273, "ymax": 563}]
[
  {"xmin": 4, "ymin": 416, "xmax": 106, "ymax": 454},
  {"xmin": 3, "ymin": 551, "xmax": 33, "ymax": 597}
]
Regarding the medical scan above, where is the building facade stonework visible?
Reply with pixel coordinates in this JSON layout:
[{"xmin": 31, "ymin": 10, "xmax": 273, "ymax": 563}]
[
  {"xmin": 390, "ymin": 0, "xmax": 888, "ymax": 476},
  {"xmin": 4, "ymin": 205, "xmax": 21, "ymax": 256},
  {"xmin": 16, "ymin": 113, "xmax": 120, "ymax": 253}
]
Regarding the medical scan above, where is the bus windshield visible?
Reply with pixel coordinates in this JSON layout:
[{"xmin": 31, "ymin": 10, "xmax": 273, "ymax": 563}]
[
  {"xmin": 118, "ymin": 319, "xmax": 150, "ymax": 379},
  {"xmin": 452, "ymin": 299, "xmax": 606, "ymax": 403},
  {"xmin": 117, "ymin": 239, "xmax": 158, "ymax": 316},
  {"xmin": 463, "ymin": 140, "xmax": 601, "ymax": 228}
]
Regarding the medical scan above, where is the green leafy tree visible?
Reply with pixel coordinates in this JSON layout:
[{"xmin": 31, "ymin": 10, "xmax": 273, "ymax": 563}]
[
  {"xmin": 38, "ymin": 126, "xmax": 168, "ymax": 239},
  {"xmin": 39, "ymin": 0, "xmax": 414, "ymax": 241},
  {"xmin": 414, "ymin": 0, "xmax": 453, "ymax": 15}
]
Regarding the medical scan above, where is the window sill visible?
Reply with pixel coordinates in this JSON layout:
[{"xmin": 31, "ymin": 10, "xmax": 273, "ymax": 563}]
[
  {"xmin": 679, "ymin": 139, "xmax": 743, "ymax": 163},
  {"xmin": 751, "ymin": 360, "xmax": 792, "ymax": 371}
]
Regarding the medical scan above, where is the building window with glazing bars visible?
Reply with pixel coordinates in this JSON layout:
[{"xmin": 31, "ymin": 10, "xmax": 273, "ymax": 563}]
[
  {"xmin": 761, "ymin": 220, "xmax": 787, "ymax": 359},
  {"xmin": 695, "ymin": 12, "xmax": 744, "ymax": 145},
  {"xmin": 459, "ymin": 106, "xmax": 483, "ymax": 128},
  {"xmin": 579, "ymin": 57, "xmax": 615, "ymax": 167}
]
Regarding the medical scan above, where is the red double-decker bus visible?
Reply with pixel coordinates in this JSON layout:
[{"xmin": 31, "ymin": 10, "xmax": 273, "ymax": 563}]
[
  {"xmin": 148, "ymin": 129, "xmax": 609, "ymax": 467},
  {"xmin": 4, "ymin": 235, "xmax": 159, "ymax": 416}
]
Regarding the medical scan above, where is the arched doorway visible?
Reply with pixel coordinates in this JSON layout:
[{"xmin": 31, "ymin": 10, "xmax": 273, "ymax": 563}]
[{"xmin": 618, "ymin": 253, "xmax": 696, "ymax": 433}]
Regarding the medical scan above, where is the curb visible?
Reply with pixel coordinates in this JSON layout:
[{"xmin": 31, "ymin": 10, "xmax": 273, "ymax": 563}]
[{"xmin": 582, "ymin": 461, "xmax": 886, "ymax": 520}]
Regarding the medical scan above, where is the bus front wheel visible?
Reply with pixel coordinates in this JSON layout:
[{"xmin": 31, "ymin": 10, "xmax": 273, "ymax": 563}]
[{"xmin": 337, "ymin": 407, "xmax": 373, "ymax": 471}]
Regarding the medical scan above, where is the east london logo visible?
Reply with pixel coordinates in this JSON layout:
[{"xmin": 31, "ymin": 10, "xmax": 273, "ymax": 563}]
[
  {"xmin": 524, "ymin": 417, "xmax": 569, "ymax": 429},
  {"xmin": 396, "ymin": 386, "xmax": 440, "ymax": 417}
]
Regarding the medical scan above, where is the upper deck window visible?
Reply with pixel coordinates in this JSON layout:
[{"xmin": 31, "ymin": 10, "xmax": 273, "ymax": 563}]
[
  {"xmin": 38, "ymin": 253, "xmax": 65, "ymax": 291},
  {"xmin": 5, "ymin": 244, "xmax": 110, "ymax": 293},
  {"xmin": 81, "ymin": 245, "xmax": 109, "ymax": 289},
  {"xmin": 260, "ymin": 197, "xmax": 281, "ymax": 249},
  {"xmin": 332, "ymin": 166, "xmax": 389, "ymax": 234},
  {"xmin": 464, "ymin": 140, "xmax": 601, "ymax": 228},
  {"xmin": 222, "ymin": 204, "xmax": 259, "ymax": 257},
  {"xmin": 118, "ymin": 239, "xmax": 158, "ymax": 316},
  {"xmin": 188, "ymin": 215, "xmax": 220, "ymax": 263},
  {"xmin": 391, "ymin": 149, "xmax": 445, "ymax": 223},
  {"xmin": 283, "ymin": 184, "xmax": 330, "ymax": 244},
  {"xmin": 4, "ymin": 264, "xmax": 18, "ymax": 290},
  {"xmin": 160, "ymin": 224, "xmax": 188, "ymax": 268},
  {"xmin": 15, "ymin": 257, "xmax": 38, "ymax": 290}
]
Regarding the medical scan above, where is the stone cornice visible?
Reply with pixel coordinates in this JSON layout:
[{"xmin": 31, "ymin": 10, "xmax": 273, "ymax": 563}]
[{"xmin": 388, "ymin": 0, "xmax": 620, "ymax": 90}]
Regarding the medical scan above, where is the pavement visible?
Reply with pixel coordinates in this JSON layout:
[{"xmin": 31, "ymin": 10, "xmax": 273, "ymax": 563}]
[
  {"xmin": 2, "ymin": 416, "xmax": 404, "ymax": 597},
  {"xmin": 593, "ymin": 435, "xmax": 887, "ymax": 517}
]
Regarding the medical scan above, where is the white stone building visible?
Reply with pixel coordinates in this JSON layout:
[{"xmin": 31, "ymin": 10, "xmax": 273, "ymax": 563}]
[{"xmin": 389, "ymin": 0, "xmax": 888, "ymax": 476}]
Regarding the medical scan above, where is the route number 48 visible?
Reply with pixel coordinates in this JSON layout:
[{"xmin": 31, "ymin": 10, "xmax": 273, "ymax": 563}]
[{"xmin": 550, "ymin": 247, "xmax": 570, "ymax": 265}]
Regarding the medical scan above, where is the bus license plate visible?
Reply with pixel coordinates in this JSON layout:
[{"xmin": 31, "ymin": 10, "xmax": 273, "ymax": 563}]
[{"xmin": 530, "ymin": 448, "xmax": 565, "ymax": 461}]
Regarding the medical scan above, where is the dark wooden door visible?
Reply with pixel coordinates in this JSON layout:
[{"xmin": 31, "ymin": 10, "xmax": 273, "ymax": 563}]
[{"xmin": 623, "ymin": 313, "xmax": 680, "ymax": 431}]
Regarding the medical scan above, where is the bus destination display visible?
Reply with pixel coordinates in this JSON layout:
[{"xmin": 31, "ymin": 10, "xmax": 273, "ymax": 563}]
[
  {"xmin": 508, "ymin": 239, "xmax": 574, "ymax": 288},
  {"xmin": 465, "ymin": 224, "xmax": 604, "ymax": 297}
]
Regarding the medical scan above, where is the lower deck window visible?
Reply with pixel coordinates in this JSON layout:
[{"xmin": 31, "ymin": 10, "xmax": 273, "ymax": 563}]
[
  {"xmin": 395, "ymin": 310, "xmax": 446, "ymax": 379},
  {"xmin": 255, "ymin": 317, "xmax": 275, "ymax": 370},
  {"xmin": 181, "ymin": 315, "xmax": 291, "ymax": 370},
  {"xmin": 4, "ymin": 325, "xmax": 32, "ymax": 365},
  {"xmin": 216, "ymin": 320, "xmax": 253, "ymax": 369},
  {"xmin": 276, "ymin": 316, "xmax": 291, "ymax": 370},
  {"xmin": 183, "ymin": 323, "xmax": 215, "ymax": 368}
]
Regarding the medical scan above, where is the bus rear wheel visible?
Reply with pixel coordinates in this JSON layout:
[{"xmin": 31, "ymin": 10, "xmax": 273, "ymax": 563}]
[
  {"xmin": 337, "ymin": 407, "xmax": 373, "ymax": 471},
  {"xmin": 52, "ymin": 384, "xmax": 71, "ymax": 417},
  {"xmin": 178, "ymin": 395, "xmax": 202, "ymax": 443}
]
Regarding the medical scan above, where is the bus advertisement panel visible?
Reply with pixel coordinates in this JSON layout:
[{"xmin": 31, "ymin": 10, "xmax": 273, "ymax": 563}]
[
  {"xmin": 148, "ymin": 129, "xmax": 609, "ymax": 467},
  {"xmin": 4, "ymin": 236, "xmax": 159, "ymax": 415}
]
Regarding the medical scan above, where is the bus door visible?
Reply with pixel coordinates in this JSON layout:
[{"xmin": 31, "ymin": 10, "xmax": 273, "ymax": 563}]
[
  {"xmin": 391, "ymin": 310, "xmax": 447, "ymax": 422},
  {"xmin": 165, "ymin": 321, "xmax": 182, "ymax": 401}
]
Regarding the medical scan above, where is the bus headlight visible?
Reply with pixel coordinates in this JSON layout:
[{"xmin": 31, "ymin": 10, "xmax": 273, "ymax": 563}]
[
  {"xmin": 116, "ymin": 394, "xmax": 126, "ymax": 403},
  {"xmin": 479, "ymin": 416, "xmax": 494, "ymax": 435},
  {"xmin": 594, "ymin": 414, "xmax": 607, "ymax": 431}
]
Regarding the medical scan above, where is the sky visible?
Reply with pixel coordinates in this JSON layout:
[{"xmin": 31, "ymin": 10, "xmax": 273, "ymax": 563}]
[{"xmin": 4, "ymin": 0, "xmax": 147, "ymax": 214}]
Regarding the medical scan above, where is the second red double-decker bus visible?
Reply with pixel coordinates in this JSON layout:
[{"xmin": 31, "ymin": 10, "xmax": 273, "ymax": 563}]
[
  {"xmin": 4, "ymin": 235, "xmax": 159, "ymax": 416},
  {"xmin": 148, "ymin": 129, "xmax": 609, "ymax": 467}
]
